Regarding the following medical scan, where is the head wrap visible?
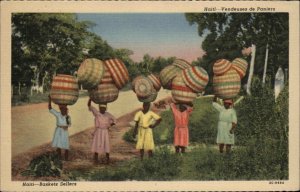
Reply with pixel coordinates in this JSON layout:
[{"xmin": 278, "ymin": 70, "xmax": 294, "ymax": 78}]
[
  {"xmin": 99, "ymin": 104, "xmax": 107, "ymax": 108},
  {"xmin": 223, "ymin": 99, "xmax": 233, "ymax": 104}
]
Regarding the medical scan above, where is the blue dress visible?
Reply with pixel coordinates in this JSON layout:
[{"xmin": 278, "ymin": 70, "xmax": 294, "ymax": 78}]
[{"xmin": 49, "ymin": 109, "xmax": 71, "ymax": 149}]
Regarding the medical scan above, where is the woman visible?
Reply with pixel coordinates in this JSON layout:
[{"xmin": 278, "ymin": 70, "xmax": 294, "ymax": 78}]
[
  {"xmin": 133, "ymin": 102, "xmax": 162, "ymax": 160},
  {"xmin": 170, "ymin": 103, "xmax": 193, "ymax": 154},
  {"xmin": 48, "ymin": 95, "xmax": 71, "ymax": 161},
  {"xmin": 212, "ymin": 96, "xmax": 237, "ymax": 153},
  {"xmin": 88, "ymin": 99, "xmax": 116, "ymax": 164}
]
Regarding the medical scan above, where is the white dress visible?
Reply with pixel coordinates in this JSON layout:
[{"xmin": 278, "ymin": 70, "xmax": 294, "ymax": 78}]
[
  {"xmin": 49, "ymin": 109, "xmax": 71, "ymax": 149},
  {"xmin": 212, "ymin": 102, "xmax": 237, "ymax": 145}
]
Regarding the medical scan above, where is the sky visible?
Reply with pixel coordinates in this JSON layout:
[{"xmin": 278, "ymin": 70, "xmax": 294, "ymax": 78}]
[{"xmin": 77, "ymin": 13, "xmax": 205, "ymax": 63}]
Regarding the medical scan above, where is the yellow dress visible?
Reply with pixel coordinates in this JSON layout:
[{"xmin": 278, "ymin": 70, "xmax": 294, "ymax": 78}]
[{"xmin": 134, "ymin": 111, "xmax": 161, "ymax": 150}]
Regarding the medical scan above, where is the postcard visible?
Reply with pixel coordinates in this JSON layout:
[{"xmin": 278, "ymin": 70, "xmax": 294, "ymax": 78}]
[{"xmin": 1, "ymin": 0, "xmax": 299, "ymax": 191}]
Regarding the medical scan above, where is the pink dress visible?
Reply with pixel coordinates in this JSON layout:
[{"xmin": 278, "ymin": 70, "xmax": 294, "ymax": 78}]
[
  {"xmin": 89, "ymin": 106, "xmax": 116, "ymax": 154},
  {"xmin": 170, "ymin": 103, "xmax": 193, "ymax": 147}
]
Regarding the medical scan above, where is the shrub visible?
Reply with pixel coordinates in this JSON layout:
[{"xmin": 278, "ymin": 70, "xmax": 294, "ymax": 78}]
[{"xmin": 21, "ymin": 152, "xmax": 63, "ymax": 177}]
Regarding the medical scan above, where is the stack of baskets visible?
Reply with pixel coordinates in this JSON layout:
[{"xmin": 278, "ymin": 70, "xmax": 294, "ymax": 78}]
[
  {"xmin": 132, "ymin": 74, "xmax": 161, "ymax": 103},
  {"xmin": 77, "ymin": 58, "xmax": 129, "ymax": 104},
  {"xmin": 212, "ymin": 58, "xmax": 248, "ymax": 99},
  {"xmin": 50, "ymin": 74, "xmax": 79, "ymax": 105},
  {"xmin": 159, "ymin": 58, "xmax": 209, "ymax": 104}
]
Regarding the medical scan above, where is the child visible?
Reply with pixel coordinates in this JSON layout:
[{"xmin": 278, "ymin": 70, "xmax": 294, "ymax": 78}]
[
  {"xmin": 170, "ymin": 102, "xmax": 193, "ymax": 154},
  {"xmin": 133, "ymin": 102, "xmax": 162, "ymax": 160},
  {"xmin": 48, "ymin": 95, "xmax": 71, "ymax": 161},
  {"xmin": 88, "ymin": 98, "xmax": 116, "ymax": 164},
  {"xmin": 212, "ymin": 96, "xmax": 237, "ymax": 153}
]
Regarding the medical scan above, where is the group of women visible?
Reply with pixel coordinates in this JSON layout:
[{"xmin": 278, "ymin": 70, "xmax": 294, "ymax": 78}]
[{"xmin": 48, "ymin": 95, "xmax": 237, "ymax": 164}]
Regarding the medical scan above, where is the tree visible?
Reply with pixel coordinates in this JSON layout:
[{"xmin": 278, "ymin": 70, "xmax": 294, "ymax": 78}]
[
  {"xmin": 12, "ymin": 13, "xmax": 93, "ymax": 93},
  {"xmin": 185, "ymin": 13, "xmax": 289, "ymax": 93}
]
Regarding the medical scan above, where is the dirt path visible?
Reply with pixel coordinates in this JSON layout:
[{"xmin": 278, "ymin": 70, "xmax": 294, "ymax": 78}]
[
  {"xmin": 12, "ymin": 94, "xmax": 172, "ymax": 181},
  {"xmin": 12, "ymin": 90, "xmax": 171, "ymax": 157}
]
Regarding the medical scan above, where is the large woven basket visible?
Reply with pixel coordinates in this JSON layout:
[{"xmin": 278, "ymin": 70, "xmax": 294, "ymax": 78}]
[
  {"xmin": 213, "ymin": 59, "xmax": 232, "ymax": 76},
  {"xmin": 104, "ymin": 59, "xmax": 129, "ymax": 89},
  {"xmin": 232, "ymin": 58, "xmax": 248, "ymax": 79},
  {"xmin": 171, "ymin": 75, "xmax": 197, "ymax": 104},
  {"xmin": 100, "ymin": 65, "xmax": 114, "ymax": 84},
  {"xmin": 50, "ymin": 74, "xmax": 79, "ymax": 105},
  {"xmin": 89, "ymin": 83, "xmax": 119, "ymax": 104},
  {"xmin": 133, "ymin": 76, "xmax": 153, "ymax": 98},
  {"xmin": 182, "ymin": 66, "xmax": 209, "ymax": 93},
  {"xmin": 138, "ymin": 89, "xmax": 158, "ymax": 103},
  {"xmin": 159, "ymin": 65, "xmax": 181, "ymax": 89},
  {"xmin": 213, "ymin": 69, "xmax": 241, "ymax": 99},
  {"xmin": 172, "ymin": 59, "xmax": 192, "ymax": 70},
  {"xmin": 77, "ymin": 58, "xmax": 105, "ymax": 89},
  {"xmin": 147, "ymin": 74, "xmax": 161, "ymax": 91}
]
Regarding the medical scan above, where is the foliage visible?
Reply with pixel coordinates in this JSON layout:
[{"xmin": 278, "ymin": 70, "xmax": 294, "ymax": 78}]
[
  {"xmin": 12, "ymin": 13, "xmax": 93, "ymax": 87},
  {"xmin": 186, "ymin": 13, "xmax": 289, "ymax": 93},
  {"xmin": 21, "ymin": 152, "xmax": 62, "ymax": 177},
  {"xmin": 89, "ymin": 146, "xmax": 182, "ymax": 181},
  {"xmin": 234, "ymin": 76, "xmax": 288, "ymax": 179}
]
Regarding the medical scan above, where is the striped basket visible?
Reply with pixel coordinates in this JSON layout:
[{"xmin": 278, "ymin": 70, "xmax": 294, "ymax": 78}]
[
  {"xmin": 104, "ymin": 59, "xmax": 129, "ymax": 89},
  {"xmin": 133, "ymin": 76, "xmax": 154, "ymax": 98},
  {"xmin": 100, "ymin": 65, "xmax": 114, "ymax": 84},
  {"xmin": 147, "ymin": 74, "xmax": 161, "ymax": 91},
  {"xmin": 131, "ymin": 75, "xmax": 144, "ymax": 92},
  {"xmin": 159, "ymin": 65, "xmax": 181, "ymax": 89},
  {"xmin": 182, "ymin": 66, "xmax": 209, "ymax": 93},
  {"xmin": 88, "ymin": 83, "xmax": 119, "ymax": 104},
  {"xmin": 213, "ymin": 59, "xmax": 232, "ymax": 76},
  {"xmin": 138, "ymin": 89, "xmax": 158, "ymax": 103},
  {"xmin": 50, "ymin": 74, "xmax": 79, "ymax": 105},
  {"xmin": 232, "ymin": 58, "xmax": 248, "ymax": 79},
  {"xmin": 171, "ymin": 75, "xmax": 197, "ymax": 104},
  {"xmin": 213, "ymin": 69, "xmax": 241, "ymax": 99},
  {"xmin": 172, "ymin": 59, "xmax": 192, "ymax": 70},
  {"xmin": 77, "ymin": 58, "xmax": 105, "ymax": 89}
]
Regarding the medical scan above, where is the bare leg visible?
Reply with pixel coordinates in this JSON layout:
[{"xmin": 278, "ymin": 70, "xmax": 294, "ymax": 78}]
[
  {"xmin": 106, "ymin": 153, "xmax": 110, "ymax": 164},
  {"xmin": 181, "ymin": 146, "xmax": 186, "ymax": 153},
  {"xmin": 140, "ymin": 149, "xmax": 144, "ymax": 161},
  {"xmin": 148, "ymin": 150, "xmax": 153, "ymax": 158},
  {"xmin": 94, "ymin": 153, "xmax": 99, "ymax": 164},
  {"xmin": 56, "ymin": 148, "xmax": 62, "ymax": 159},
  {"xmin": 225, "ymin": 145, "xmax": 232, "ymax": 154},
  {"xmin": 64, "ymin": 150, "xmax": 69, "ymax": 161},
  {"xmin": 219, "ymin": 144, "xmax": 225, "ymax": 153},
  {"xmin": 175, "ymin": 146, "xmax": 180, "ymax": 154}
]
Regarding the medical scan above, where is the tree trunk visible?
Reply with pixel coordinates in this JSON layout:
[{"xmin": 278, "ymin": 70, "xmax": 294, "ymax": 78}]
[
  {"xmin": 246, "ymin": 44, "xmax": 256, "ymax": 95},
  {"xmin": 262, "ymin": 43, "xmax": 269, "ymax": 84}
]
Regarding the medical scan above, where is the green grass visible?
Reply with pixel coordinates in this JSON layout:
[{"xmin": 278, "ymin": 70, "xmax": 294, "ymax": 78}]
[{"xmin": 124, "ymin": 96, "xmax": 219, "ymax": 145}]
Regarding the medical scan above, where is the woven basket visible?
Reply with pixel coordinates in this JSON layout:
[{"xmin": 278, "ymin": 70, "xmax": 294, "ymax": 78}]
[
  {"xmin": 172, "ymin": 59, "xmax": 192, "ymax": 70},
  {"xmin": 104, "ymin": 59, "xmax": 129, "ymax": 89},
  {"xmin": 159, "ymin": 65, "xmax": 181, "ymax": 89},
  {"xmin": 213, "ymin": 59, "xmax": 232, "ymax": 76},
  {"xmin": 213, "ymin": 69, "xmax": 241, "ymax": 99},
  {"xmin": 100, "ymin": 65, "xmax": 114, "ymax": 84},
  {"xmin": 138, "ymin": 89, "xmax": 158, "ymax": 103},
  {"xmin": 133, "ymin": 76, "xmax": 153, "ymax": 98},
  {"xmin": 88, "ymin": 83, "xmax": 119, "ymax": 104},
  {"xmin": 77, "ymin": 58, "xmax": 105, "ymax": 89},
  {"xmin": 50, "ymin": 74, "xmax": 79, "ymax": 105},
  {"xmin": 182, "ymin": 66, "xmax": 209, "ymax": 93},
  {"xmin": 171, "ymin": 75, "xmax": 197, "ymax": 104},
  {"xmin": 147, "ymin": 74, "xmax": 161, "ymax": 91},
  {"xmin": 232, "ymin": 58, "xmax": 248, "ymax": 79}
]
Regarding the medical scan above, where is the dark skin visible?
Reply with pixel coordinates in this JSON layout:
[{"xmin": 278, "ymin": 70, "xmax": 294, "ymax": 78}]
[
  {"xmin": 48, "ymin": 95, "xmax": 69, "ymax": 160},
  {"xmin": 213, "ymin": 96, "xmax": 237, "ymax": 153},
  {"xmin": 88, "ymin": 98, "xmax": 115, "ymax": 164},
  {"xmin": 133, "ymin": 102, "xmax": 162, "ymax": 160},
  {"xmin": 173, "ymin": 102, "xmax": 193, "ymax": 154}
]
